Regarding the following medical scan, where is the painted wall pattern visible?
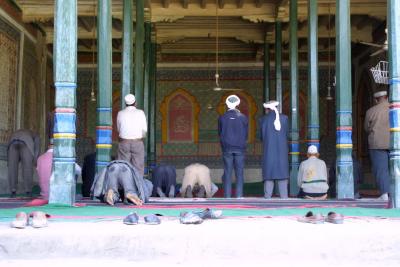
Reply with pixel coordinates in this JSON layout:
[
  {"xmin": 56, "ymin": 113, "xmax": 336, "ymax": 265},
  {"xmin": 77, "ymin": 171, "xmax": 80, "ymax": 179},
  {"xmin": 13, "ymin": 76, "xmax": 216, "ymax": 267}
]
[
  {"xmin": 75, "ymin": 67, "xmax": 335, "ymax": 167},
  {"xmin": 0, "ymin": 18, "xmax": 19, "ymax": 143}
]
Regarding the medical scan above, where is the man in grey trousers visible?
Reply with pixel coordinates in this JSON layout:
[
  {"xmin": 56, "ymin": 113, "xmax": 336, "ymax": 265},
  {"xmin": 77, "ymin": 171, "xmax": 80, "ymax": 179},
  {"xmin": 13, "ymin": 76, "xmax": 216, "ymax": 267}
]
[
  {"xmin": 7, "ymin": 129, "xmax": 40, "ymax": 197},
  {"xmin": 117, "ymin": 94, "xmax": 147, "ymax": 177}
]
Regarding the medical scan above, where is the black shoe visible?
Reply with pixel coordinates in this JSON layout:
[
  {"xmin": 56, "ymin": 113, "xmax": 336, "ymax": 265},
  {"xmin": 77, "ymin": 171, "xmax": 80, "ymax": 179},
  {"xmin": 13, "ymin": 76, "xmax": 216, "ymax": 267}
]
[
  {"xmin": 26, "ymin": 192, "xmax": 32, "ymax": 198},
  {"xmin": 10, "ymin": 192, "xmax": 16, "ymax": 198},
  {"xmin": 185, "ymin": 185, "xmax": 193, "ymax": 198}
]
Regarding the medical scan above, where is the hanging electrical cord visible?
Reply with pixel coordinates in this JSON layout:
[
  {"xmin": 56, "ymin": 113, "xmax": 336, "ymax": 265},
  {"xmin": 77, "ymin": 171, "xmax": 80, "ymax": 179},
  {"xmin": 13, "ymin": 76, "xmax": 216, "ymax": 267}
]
[{"xmin": 90, "ymin": 2, "xmax": 97, "ymax": 102}]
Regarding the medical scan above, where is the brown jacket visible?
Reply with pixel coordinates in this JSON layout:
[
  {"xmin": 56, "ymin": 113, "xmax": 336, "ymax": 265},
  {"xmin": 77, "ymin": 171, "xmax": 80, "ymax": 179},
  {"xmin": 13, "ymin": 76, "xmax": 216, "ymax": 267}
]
[{"xmin": 364, "ymin": 99, "xmax": 390, "ymax": 149}]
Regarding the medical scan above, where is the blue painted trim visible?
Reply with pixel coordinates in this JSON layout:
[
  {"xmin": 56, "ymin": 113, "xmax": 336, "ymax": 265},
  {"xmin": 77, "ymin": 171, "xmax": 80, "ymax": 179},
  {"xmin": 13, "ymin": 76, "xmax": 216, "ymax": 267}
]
[
  {"xmin": 53, "ymin": 157, "xmax": 76, "ymax": 162},
  {"xmin": 96, "ymin": 161, "xmax": 109, "ymax": 166},
  {"xmin": 97, "ymin": 108, "xmax": 113, "ymax": 112},
  {"xmin": 336, "ymin": 110, "xmax": 352, "ymax": 114},
  {"xmin": 55, "ymin": 82, "xmax": 77, "ymax": 87}
]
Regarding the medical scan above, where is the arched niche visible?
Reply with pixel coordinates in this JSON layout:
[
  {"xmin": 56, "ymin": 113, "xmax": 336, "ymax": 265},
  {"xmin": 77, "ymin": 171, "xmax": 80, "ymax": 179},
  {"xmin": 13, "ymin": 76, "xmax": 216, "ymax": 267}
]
[
  {"xmin": 216, "ymin": 91, "xmax": 258, "ymax": 143},
  {"xmin": 160, "ymin": 88, "xmax": 200, "ymax": 144},
  {"xmin": 282, "ymin": 91, "xmax": 307, "ymax": 142}
]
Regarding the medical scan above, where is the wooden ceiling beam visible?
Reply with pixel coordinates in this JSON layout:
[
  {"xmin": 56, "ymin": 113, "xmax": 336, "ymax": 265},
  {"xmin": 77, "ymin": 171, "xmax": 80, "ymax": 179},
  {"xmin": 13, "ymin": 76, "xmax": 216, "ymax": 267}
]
[
  {"xmin": 162, "ymin": 0, "xmax": 170, "ymax": 8},
  {"xmin": 236, "ymin": 0, "xmax": 244, "ymax": 8},
  {"xmin": 78, "ymin": 17, "xmax": 94, "ymax": 32},
  {"xmin": 181, "ymin": 0, "xmax": 188, "ymax": 9},
  {"xmin": 200, "ymin": 0, "xmax": 207, "ymax": 9},
  {"xmin": 218, "ymin": 0, "xmax": 225, "ymax": 9},
  {"xmin": 112, "ymin": 18, "xmax": 123, "ymax": 32},
  {"xmin": 255, "ymin": 0, "xmax": 263, "ymax": 8}
]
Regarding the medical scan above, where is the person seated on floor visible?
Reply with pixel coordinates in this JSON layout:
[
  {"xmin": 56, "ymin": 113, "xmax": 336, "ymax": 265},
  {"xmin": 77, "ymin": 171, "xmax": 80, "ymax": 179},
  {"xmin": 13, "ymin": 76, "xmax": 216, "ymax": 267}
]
[
  {"xmin": 180, "ymin": 163, "xmax": 218, "ymax": 198},
  {"xmin": 91, "ymin": 160, "xmax": 153, "ymax": 206},
  {"xmin": 328, "ymin": 152, "xmax": 364, "ymax": 199},
  {"xmin": 151, "ymin": 164, "xmax": 177, "ymax": 198},
  {"xmin": 297, "ymin": 145, "xmax": 329, "ymax": 200}
]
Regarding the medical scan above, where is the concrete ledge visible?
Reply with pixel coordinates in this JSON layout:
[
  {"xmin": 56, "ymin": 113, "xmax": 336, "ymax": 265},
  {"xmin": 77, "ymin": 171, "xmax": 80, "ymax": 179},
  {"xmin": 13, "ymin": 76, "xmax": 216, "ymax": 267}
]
[{"xmin": 1, "ymin": 218, "xmax": 400, "ymax": 266}]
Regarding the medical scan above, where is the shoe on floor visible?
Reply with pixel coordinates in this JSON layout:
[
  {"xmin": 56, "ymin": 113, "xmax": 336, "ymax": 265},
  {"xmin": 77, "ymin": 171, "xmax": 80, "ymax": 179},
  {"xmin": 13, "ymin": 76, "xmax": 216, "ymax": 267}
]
[
  {"xmin": 180, "ymin": 212, "xmax": 203, "ymax": 224},
  {"xmin": 10, "ymin": 212, "xmax": 29, "ymax": 229},
  {"xmin": 195, "ymin": 208, "xmax": 222, "ymax": 219},
  {"xmin": 123, "ymin": 212, "xmax": 139, "ymax": 225},
  {"xmin": 298, "ymin": 211, "xmax": 324, "ymax": 224},
  {"xmin": 30, "ymin": 211, "xmax": 49, "ymax": 228},
  {"xmin": 144, "ymin": 214, "xmax": 161, "ymax": 225},
  {"xmin": 325, "ymin": 211, "xmax": 344, "ymax": 224},
  {"xmin": 379, "ymin": 193, "xmax": 389, "ymax": 201}
]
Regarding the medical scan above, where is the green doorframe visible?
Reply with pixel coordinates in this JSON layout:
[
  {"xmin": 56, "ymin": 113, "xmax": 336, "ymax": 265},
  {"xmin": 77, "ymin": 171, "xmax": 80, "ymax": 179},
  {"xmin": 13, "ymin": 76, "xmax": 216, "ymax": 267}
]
[
  {"xmin": 263, "ymin": 35, "xmax": 270, "ymax": 105},
  {"xmin": 335, "ymin": 0, "xmax": 354, "ymax": 199},
  {"xmin": 95, "ymin": 0, "xmax": 113, "ymax": 174},
  {"xmin": 388, "ymin": 0, "xmax": 400, "ymax": 208},
  {"xmin": 307, "ymin": 0, "xmax": 320, "ymax": 149},
  {"xmin": 289, "ymin": 0, "xmax": 300, "ymax": 196},
  {"xmin": 275, "ymin": 21, "xmax": 282, "ymax": 112},
  {"xmin": 134, "ymin": 0, "xmax": 144, "ymax": 109},
  {"xmin": 49, "ymin": 0, "xmax": 77, "ymax": 205},
  {"xmin": 121, "ymin": 0, "xmax": 133, "ymax": 108}
]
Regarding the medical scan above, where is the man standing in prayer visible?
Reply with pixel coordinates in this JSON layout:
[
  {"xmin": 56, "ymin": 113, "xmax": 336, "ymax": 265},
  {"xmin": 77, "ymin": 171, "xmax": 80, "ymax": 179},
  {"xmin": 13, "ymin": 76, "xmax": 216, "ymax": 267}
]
[
  {"xmin": 218, "ymin": 95, "xmax": 248, "ymax": 198},
  {"xmin": 7, "ymin": 129, "xmax": 40, "ymax": 197},
  {"xmin": 364, "ymin": 90, "xmax": 390, "ymax": 200},
  {"xmin": 297, "ymin": 145, "xmax": 329, "ymax": 199},
  {"xmin": 117, "ymin": 94, "xmax": 147, "ymax": 177},
  {"xmin": 260, "ymin": 101, "xmax": 289, "ymax": 198}
]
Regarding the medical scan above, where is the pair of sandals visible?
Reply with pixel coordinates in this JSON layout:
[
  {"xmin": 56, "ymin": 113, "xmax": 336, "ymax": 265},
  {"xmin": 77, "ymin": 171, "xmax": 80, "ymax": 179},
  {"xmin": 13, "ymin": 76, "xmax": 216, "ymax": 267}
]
[
  {"xmin": 298, "ymin": 211, "xmax": 344, "ymax": 224},
  {"xmin": 123, "ymin": 212, "xmax": 161, "ymax": 225},
  {"xmin": 180, "ymin": 208, "xmax": 223, "ymax": 224},
  {"xmin": 11, "ymin": 211, "xmax": 49, "ymax": 229}
]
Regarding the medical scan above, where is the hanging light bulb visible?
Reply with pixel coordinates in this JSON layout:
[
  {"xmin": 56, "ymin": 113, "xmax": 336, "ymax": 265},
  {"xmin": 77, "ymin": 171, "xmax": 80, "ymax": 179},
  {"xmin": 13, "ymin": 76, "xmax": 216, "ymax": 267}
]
[{"xmin": 90, "ymin": 87, "xmax": 96, "ymax": 102}]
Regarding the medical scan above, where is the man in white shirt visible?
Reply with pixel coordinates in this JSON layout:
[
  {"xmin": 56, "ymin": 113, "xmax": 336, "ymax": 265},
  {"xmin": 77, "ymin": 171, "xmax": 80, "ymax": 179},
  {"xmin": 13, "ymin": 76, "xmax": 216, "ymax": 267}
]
[
  {"xmin": 297, "ymin": 145, "xmax": 329, "ymax": 199},
  {"xmin": 117, "ymin": 94, "xmax": 147, "ymax": 177}
]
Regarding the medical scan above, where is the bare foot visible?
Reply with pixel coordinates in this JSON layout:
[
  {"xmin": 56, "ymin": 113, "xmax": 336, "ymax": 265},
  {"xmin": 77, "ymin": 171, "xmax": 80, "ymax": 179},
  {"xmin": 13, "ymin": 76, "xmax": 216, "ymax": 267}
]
[
  {"xmin": 105, "ymin": 189, "xmax": 115, "ymax": 206},
  {"xmin": 126, "ymin": 193, "xmax": 143, "ymax": 206}
]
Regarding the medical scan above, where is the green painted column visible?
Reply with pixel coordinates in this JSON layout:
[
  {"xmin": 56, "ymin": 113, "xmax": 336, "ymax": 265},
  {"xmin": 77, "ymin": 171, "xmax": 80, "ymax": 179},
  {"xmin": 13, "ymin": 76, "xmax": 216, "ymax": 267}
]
[
  {"xmin": 275, "ymin": 21, "xmax": 282, "ymax": 112},
  {"xmin": 289, "ymin": 0, "xmax": 300, "ymax": 196},
  {"xmin": 95, "ymin": 0, "xmax": 113, "ymax": 173},
  {"xmin": 149, "ymin": 31, "xmax": 157, "ymax": 167},
  {"xmin": 335, "ymin": 0, "xmax": 354, "ymax": 199},
  {"xmin": 307, "ymin": 0, "xmax": 319, "ymax": 149},
  {"xmin": 143, "ymin": 21, "xmax": 151, "ymax": 172},
  {"xmin": 263, "ymin": 36, "xmax": 270, "ymax": 104},
  {"xmin": 121, "ymin": 0, "xmax": 133, "ymax": 109},
  {"xmin": 49, "ymin": 0, "xmax": 77, "ymax": 205},
  {"xmin": 135, "ymin": 0, "xmax": 145, "ymax": 109},
  {"xmin": 388, "ymin": 0, "xmax": 400, "ymax": 208}
]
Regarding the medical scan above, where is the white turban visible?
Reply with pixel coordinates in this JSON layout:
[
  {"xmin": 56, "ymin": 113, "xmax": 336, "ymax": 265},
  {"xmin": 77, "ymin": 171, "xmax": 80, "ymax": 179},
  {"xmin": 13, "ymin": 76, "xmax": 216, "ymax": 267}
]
[
  {"xmin": 225, "ymin": 95, "xmax": 240, "ymax": 109},
  {"xmin": 263, "ymin": 100, "xmax": 281, "ymax": 131},
  {"xmin": 373, "ymin": 91, "xmax": 387, "ymax": 98},
  {"xmin": 124, "ymin": 94, "xmax": 136, "ymax": 105}
]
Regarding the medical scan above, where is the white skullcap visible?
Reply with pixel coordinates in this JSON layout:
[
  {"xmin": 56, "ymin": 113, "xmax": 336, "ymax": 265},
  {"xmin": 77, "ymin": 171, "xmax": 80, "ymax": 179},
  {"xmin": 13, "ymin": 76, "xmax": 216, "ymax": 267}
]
[
  {"xmin": 124, "ymin": 94, "xmax": 136, "ymax": 105},
  {"xmin": 226, "ymin": 95, "xmax": 240, "ymax": 109},
  {"xmin": 307, "ymin": 145, "xmax": 318, "ymax": 154},
  {"xmin": 373, "ymin": 91, "xmax": 387, "ymax": 98},
  {"xmin": 263, "ymin": 101, "xmax": 281, "ymax": 131}
]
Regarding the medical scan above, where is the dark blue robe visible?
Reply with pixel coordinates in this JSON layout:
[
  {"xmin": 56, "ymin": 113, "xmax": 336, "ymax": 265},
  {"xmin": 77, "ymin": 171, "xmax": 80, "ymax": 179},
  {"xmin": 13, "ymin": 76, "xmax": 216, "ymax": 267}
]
[{"xmin": 260, "ymin": 112, "xmax": 289, "ymax": 180}]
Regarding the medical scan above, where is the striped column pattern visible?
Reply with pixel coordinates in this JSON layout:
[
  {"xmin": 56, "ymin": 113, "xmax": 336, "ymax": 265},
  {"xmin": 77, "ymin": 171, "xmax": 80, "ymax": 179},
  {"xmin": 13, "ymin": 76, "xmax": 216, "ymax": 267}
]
[
  {"xmin": 96, "ymin": 0, "xmax": 113, "ymax": 173},
  {"xmin": 388, "ymin": 0, "xmax": 400, "ymax": 208},
  {"xmin": 335, "ymin": 0, "xmax": 354, "ymax": 199},
  {"xmin": 307, "ymin": 0, "xmax": 319, "ymax": 149},
  {"xmin": 49, "ymin": 0, "xmax": 77, "ymax": 205},
  {"xmin": 289, "ymin": 0, "xmax": 300, "ymax": 196}
]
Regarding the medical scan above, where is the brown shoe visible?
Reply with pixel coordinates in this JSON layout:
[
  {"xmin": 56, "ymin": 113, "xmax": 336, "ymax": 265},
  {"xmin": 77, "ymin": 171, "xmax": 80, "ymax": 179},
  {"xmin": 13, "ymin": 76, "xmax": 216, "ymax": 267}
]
[
  {"xmin": 298, "ymin": 211, "xmax": 324, "ymax": 224},
  {"xmin": 125, "ymin": 193, "xmax": 143, "ymax": 206},
  {"xmin": 105, "ymin": 189, "xmax": 115, "ymax": 206}
]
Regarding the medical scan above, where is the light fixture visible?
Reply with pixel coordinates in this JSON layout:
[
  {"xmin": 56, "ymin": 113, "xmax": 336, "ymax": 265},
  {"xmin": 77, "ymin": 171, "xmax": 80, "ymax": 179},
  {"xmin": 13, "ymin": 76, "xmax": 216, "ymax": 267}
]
[{"xmin": 326, "ymin": 5, "xmax": 333, "ymax": 101}]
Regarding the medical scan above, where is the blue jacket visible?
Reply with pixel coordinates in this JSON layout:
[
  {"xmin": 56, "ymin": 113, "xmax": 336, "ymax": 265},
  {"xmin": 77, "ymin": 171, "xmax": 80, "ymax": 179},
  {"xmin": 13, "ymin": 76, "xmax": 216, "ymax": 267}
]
[{"xmin": 218, "ymin": 109, "xmax": 248, "ymax": 152}]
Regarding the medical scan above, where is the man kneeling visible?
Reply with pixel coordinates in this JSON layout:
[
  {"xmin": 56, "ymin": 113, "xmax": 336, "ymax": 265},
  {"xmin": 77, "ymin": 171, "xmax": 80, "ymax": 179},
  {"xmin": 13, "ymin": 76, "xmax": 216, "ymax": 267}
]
[
  {"xmin": 91, "ymin": 160, "xmax": 152, "ymax": 206},
  {"xmin": 297, "ymin": 145, "xmax": 329, "ymax": 199},
  {"xmin": 180, "ymin": 163, "xmax": 218, "ymax": 198}
]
